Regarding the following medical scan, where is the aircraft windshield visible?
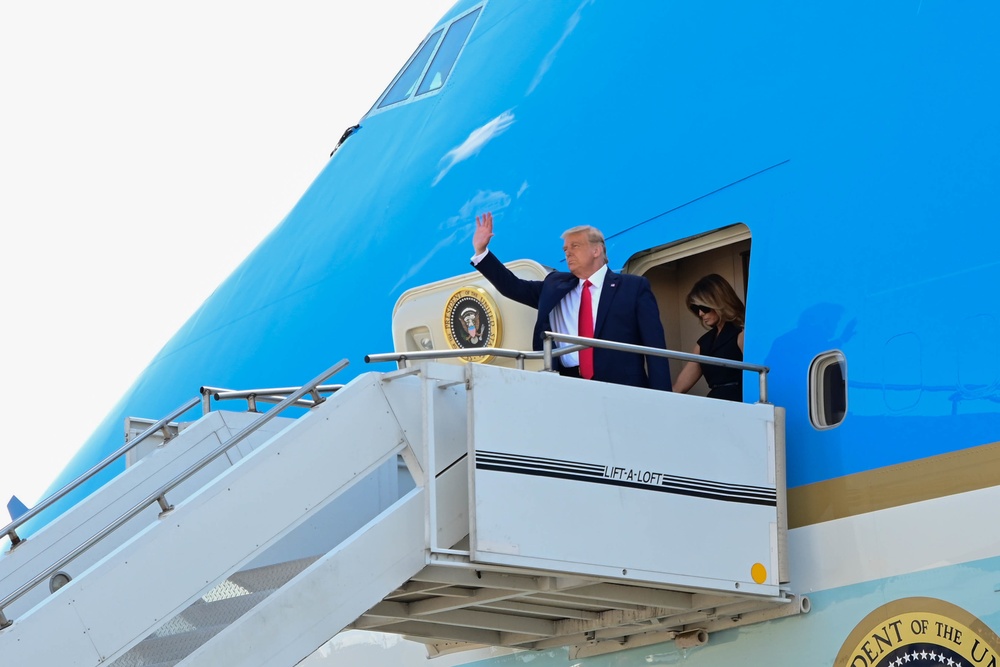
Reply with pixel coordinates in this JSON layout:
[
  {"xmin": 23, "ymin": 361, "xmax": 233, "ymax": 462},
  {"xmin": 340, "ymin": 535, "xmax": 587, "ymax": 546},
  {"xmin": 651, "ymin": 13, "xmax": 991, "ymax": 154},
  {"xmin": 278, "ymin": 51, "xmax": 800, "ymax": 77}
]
[
  {"xmin": 375, "ymin": 5, "xmax": 483, "ymax": 111},
  {"xmin": 378, "ymin": 29, "xmax": 444, "ymax": 109},
  {"xmin": 417, "ymin": 7, "xmax": 482, "ymax": 96}
]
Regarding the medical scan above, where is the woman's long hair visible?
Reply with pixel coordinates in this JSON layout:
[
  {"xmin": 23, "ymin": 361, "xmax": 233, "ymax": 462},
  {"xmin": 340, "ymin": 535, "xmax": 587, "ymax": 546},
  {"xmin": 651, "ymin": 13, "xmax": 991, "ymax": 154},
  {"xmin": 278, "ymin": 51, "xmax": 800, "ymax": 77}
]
[{"xmin": 685, "ymin": 273, "xmax": 745, "ymax": 329}]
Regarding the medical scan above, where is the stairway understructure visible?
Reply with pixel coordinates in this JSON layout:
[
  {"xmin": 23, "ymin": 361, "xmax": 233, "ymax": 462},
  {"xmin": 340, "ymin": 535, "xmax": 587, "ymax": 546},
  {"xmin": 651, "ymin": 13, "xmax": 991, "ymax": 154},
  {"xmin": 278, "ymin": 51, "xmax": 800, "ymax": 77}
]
[
  {"xmin": 357, "ymin": 560, "xmax": 807, "ymax": 659},
  {"xmin": 0, "ymin": 361, "xmax": 804, "ymax": 666}
]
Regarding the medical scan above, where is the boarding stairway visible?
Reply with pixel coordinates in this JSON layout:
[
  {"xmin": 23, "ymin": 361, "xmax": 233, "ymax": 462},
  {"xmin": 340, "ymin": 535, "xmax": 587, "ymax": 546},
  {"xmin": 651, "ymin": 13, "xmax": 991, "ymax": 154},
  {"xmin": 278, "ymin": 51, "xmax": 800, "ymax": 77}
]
[{"xmin": 0, "ymin": 359, "xmax": 806, "ymax": 666}]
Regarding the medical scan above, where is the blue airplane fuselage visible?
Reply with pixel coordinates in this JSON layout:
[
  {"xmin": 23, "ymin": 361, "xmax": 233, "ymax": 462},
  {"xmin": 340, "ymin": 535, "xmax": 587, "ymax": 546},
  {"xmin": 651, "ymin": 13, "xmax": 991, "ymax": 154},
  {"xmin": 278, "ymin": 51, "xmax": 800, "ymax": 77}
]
[{"xmin": 24, "ymin": 1, "xmax": 1000, "ymax": 664}]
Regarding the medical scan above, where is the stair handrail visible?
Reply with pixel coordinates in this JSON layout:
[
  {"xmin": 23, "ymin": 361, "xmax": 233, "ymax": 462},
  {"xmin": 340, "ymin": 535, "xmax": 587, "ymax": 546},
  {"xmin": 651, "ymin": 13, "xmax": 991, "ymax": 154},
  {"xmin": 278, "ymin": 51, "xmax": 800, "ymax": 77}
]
[
  {"xmin": 0, "ymin": 358, "xmax": 349, "ymax": 629},
  {"xmin": 200, "ymin": 384, "xmax": 344, "ymax": 413},
  {"xmin": 364, "ymin": 345, "xmax": 584, "ymax": 368},
  {"xmin": 365, "ymin": 334, "xmax": 769, "ymax": 402},
  {"xmin": 541, "ymin": 331, "xmax": 771, "ymax": 403},
  {"xmin": 1, "ymin": 396, "xmax": 203, "ymax": 551}
]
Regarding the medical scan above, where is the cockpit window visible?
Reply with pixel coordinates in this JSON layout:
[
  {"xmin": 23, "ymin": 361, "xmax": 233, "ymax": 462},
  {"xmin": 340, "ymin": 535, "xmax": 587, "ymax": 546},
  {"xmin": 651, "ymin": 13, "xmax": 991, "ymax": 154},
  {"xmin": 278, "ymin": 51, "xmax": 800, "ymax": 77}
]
[
  {"xmin": 373, "ymin": 5, "xmax": 483, "ymax": 112},
  {"xmin": 416, "ymin": 7, "xmax": 482, "ymax": 96},
  {"xmin": 378, "ymin": 29, "xmax": 443, "ymax": 109}
]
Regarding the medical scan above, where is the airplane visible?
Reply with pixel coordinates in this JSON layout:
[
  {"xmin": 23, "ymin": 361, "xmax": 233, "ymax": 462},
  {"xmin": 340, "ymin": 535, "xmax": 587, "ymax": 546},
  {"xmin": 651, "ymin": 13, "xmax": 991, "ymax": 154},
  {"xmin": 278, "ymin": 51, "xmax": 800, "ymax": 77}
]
[{"xmin": 2, "ymin": 0, "xmax": 999, "ymax": 666}]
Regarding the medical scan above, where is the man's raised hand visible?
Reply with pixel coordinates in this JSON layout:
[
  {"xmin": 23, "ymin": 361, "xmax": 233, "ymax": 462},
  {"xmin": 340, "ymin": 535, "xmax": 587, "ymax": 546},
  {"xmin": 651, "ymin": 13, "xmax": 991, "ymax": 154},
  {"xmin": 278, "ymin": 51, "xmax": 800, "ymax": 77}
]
[{"xmin": 473, "ymin": 211, "xmax": 494, "ymax": 254}]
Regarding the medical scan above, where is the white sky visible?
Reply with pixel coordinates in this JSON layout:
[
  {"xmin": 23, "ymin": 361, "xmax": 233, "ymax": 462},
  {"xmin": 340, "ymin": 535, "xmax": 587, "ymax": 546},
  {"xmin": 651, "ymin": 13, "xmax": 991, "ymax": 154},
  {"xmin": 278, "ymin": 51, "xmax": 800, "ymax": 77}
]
[{"xmin": 0, "ymin": 1, "xmax": 457, "ymax": 511}]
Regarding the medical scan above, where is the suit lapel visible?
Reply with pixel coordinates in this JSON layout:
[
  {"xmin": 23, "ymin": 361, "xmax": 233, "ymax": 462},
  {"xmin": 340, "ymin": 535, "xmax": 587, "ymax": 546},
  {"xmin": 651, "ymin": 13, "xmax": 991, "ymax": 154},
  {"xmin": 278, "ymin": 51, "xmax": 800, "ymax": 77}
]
[
  {"xmin": 594, "ymin": 270, "xmax": 620, "ymax": 336},
  {"xmin": 541, "ymin": 272, "xmax": 579, "ymax": 318}
]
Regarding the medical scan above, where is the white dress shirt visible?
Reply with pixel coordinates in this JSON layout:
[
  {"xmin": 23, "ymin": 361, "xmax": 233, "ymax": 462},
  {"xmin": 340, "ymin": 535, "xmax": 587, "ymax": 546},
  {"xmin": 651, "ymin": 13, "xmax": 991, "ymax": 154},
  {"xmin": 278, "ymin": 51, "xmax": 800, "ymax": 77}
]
[
  {"xmin": 472, "ymin": 250, "xmax": 606, "ymax": 368},
  {"xmin": 550, "ymin": 263, "xmax": 606, "ymax": 367}
]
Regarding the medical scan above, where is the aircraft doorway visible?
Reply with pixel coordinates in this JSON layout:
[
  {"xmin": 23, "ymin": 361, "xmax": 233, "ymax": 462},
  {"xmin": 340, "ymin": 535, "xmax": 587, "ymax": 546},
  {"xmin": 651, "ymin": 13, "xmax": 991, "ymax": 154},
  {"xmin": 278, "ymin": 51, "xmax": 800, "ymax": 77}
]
[{"xmin": 624, "ymin": 224, "xmax": 751, "ymax": 397}]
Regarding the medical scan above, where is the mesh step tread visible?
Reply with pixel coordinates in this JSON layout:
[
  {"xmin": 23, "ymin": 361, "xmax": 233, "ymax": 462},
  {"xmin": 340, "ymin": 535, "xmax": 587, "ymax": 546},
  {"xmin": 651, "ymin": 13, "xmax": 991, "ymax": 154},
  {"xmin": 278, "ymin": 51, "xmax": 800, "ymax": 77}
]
[
  {"xmin": 109, "ymin": 557, "xmax": 321, "ymax": 666},
  {"xmin": 110, "ymin": 589, "xmax": 273, "ymax": 666},
  {"xmin": 225, "ymin": 555, "xmax": 318, "ymax": 593}
]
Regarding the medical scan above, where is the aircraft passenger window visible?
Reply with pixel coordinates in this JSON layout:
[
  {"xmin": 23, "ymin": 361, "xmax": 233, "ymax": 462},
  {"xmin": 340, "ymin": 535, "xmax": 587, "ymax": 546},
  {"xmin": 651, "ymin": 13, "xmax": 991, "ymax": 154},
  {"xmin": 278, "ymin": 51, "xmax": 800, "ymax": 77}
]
[
  {"xmin": 416, "ymin": 7, "xmax": 482, "ymax": 96},
  {"xmin": 378, "ymin": 29, "xmax": 443, "ymax": 109},
  {"xmin": 809, "ymin": 351, "xmax": 847, "ymax": 429}
]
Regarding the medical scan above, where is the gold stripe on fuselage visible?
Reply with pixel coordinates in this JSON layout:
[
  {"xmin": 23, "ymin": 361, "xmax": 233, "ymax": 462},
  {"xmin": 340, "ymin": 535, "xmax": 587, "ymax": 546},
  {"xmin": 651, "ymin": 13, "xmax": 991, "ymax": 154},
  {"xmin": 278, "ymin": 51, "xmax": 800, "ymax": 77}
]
[{"xmin": 788, "ymin": 440, "xmax": 1000, "ymax": 528}]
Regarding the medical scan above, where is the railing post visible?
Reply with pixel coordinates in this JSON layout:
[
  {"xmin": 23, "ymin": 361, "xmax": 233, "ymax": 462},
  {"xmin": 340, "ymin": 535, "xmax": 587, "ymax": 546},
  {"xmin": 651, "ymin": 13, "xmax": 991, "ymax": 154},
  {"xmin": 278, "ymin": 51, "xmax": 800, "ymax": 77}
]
[
  {"xmin": 423, "ymin": 371, "xmax": 438, "ymax": 553},
  {"xmin": 0, "ymin": 361, "xmax": 351, "ymax": 629},
  {"xmin": 156, "ymin": 494, "xmax": 174, "ymax": 516},
  {"xmin": 5, "ymin": 529, "xmax": 21, "ymax": 549},
  {"xmin": 543, "ymin": 337, "xmax": 553, "ymax": 372}
]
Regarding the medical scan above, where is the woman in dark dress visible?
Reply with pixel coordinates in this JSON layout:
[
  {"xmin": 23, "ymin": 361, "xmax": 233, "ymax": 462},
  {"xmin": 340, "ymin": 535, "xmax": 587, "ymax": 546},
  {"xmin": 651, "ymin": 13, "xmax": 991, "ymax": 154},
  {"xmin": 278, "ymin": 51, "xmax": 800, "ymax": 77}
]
[{"xmin": 673, "ymin": 274, "xmax": 745, "ymax": 401}]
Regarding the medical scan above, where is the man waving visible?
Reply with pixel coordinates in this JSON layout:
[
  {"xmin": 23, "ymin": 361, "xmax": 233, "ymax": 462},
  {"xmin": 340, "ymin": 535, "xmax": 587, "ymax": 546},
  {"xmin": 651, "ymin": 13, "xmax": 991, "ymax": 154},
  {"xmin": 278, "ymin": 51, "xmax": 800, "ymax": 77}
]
[{"xmin": 470, "ymin": 212, "xmax": 672, "ymax": 391}]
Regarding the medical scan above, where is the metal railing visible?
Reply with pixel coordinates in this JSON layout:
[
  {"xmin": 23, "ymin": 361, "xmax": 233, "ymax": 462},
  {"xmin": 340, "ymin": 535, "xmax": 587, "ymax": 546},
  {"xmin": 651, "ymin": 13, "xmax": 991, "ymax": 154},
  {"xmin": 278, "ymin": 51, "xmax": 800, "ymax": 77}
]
[
  {"xmin": 367, "ymin": 332, "xmax": 769, "ymax": 402},
  {"xmin": 1, "ymin": 397, "xmax": 202, "ymax": 551},
  {"xmin": 0, "ymin": 359, "xmax": 349, "ymax": 628},
  {"xmin": 541, "ymin": 332, "xmax": 770, "ymax": 403},
  {"xmin": 200, "ymin": 384, "xmax": 345, "ymax": 413},
  {"xmin": 365, "ymin": 345, "xmax": 579, "ymax": 369}
]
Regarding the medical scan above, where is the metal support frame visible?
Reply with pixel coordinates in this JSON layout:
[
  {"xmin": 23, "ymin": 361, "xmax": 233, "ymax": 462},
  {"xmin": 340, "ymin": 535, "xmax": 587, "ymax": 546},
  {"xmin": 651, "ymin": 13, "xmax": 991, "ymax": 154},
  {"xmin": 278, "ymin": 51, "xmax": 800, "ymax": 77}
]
[
  {"xmin": 0, "ymin": 359, "xmax": 350, "ymax": 628},
  {"xmin": 1, "ymin": 397, "xmax": 202, "ymax": 552}
]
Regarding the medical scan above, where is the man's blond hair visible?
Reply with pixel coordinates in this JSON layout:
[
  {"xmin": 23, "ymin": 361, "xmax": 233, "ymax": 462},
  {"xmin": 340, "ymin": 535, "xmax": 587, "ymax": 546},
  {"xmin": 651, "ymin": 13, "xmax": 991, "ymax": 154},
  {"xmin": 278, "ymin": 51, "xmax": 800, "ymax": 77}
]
[{"xmin": 561, "ymin": 225, "xmax": 608, "ymax": 264}]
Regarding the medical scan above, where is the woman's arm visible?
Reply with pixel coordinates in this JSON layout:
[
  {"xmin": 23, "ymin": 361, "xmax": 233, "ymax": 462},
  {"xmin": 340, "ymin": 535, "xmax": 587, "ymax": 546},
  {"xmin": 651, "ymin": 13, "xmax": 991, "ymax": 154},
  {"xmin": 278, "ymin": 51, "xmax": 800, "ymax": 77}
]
[{"xmin": 672, "ymin": 344, "xmax": 703, "ymax": 394}]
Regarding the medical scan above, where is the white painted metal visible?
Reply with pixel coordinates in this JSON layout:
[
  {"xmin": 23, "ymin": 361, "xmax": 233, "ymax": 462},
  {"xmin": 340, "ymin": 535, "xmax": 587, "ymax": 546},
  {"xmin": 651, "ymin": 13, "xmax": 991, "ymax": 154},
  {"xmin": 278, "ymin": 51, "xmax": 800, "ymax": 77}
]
[
  {"xmin": 392, "ymin": 261, "xmax": 550, "ymax": 371},
  {"xmin": 180, "ymin": 489, "xmax": 430, "ymax": 667},
  {"xmin": 350, "ymin": 364, "xmax": 801, "ymax": 658},
  {"xmin": 467, "ymin": 364, "xmax": 781, "ymax": 596},
  {"xmin": 0, "ymin": 374, "xmax": 409, "ymax": 665},
  {"xmin": 0, "ymin": 410, "xmax": 292, "ymax": 621},
  {"xmin": 0, "ymin": 361, "xmax": 802, "ymax": 666}
]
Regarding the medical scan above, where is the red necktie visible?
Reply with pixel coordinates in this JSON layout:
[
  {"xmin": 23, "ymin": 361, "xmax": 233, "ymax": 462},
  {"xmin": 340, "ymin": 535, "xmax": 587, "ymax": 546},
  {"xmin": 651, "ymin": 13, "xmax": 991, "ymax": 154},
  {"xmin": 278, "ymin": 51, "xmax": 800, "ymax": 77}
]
[{"xmin": 579, "ymin": 279, "xmax": 594, "ymax": 379}]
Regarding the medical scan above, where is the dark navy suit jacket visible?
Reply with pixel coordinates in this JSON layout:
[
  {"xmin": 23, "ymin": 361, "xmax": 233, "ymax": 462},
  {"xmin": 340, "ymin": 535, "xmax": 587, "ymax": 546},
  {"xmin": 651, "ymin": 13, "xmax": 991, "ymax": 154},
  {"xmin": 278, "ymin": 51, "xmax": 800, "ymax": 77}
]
[{"xmin": 474, "ymin": 252, "xmax": 672, "ymax": 391}]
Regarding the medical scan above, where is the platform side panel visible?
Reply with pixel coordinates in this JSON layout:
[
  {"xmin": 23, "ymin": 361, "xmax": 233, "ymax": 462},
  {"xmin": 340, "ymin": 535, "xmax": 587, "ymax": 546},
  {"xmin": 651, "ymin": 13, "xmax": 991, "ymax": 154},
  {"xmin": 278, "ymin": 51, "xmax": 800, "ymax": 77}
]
[
  {"xmin": 180, "ymin": 489, "xmax": 430, "ymax": 667},
  {"xmin": 468, "ymin": 365, "xmax": 780, "ymax": 594},
  {"xmin": 0, "ymin": 412, "xmax": 293, "ymax": 621},
  {"xmin": 0, "ymin": 375, "xmax": 407, "ymax": 667}
]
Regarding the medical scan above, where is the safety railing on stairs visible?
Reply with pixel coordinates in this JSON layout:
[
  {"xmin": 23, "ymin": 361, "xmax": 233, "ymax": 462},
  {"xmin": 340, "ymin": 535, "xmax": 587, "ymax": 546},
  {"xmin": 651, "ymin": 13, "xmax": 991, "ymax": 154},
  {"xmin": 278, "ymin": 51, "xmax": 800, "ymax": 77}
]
[
  {"xmin": 1, "ymin": 398, "xmax": 202, "ymax": 551},
  {"xmin": 367, "ymin": 331, "xmax": 771, "ymax": 402},
  {"xmin": 0, "ymin": 359, "xmax": 350, "ymax": 628},
  {"xmin": 200, "ymin": 384, "xmax": 345, "ymax": 414}
]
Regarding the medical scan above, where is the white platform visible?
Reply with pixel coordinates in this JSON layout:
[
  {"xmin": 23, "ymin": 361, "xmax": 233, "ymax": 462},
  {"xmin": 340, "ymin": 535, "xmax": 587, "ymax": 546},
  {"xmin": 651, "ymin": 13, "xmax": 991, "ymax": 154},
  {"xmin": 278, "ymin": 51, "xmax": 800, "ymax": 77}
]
[{"xmin": 0, "ymin": 362, "xmax": 802, "ymax": 666}]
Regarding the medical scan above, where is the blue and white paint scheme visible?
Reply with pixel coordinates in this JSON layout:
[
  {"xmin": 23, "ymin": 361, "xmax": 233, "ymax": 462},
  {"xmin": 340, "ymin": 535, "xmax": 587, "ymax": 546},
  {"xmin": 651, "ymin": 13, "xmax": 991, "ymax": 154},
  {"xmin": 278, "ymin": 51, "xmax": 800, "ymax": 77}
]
[{"xmin": 3, "ymin": 1, "xmax": 999, "ymax": 666}]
